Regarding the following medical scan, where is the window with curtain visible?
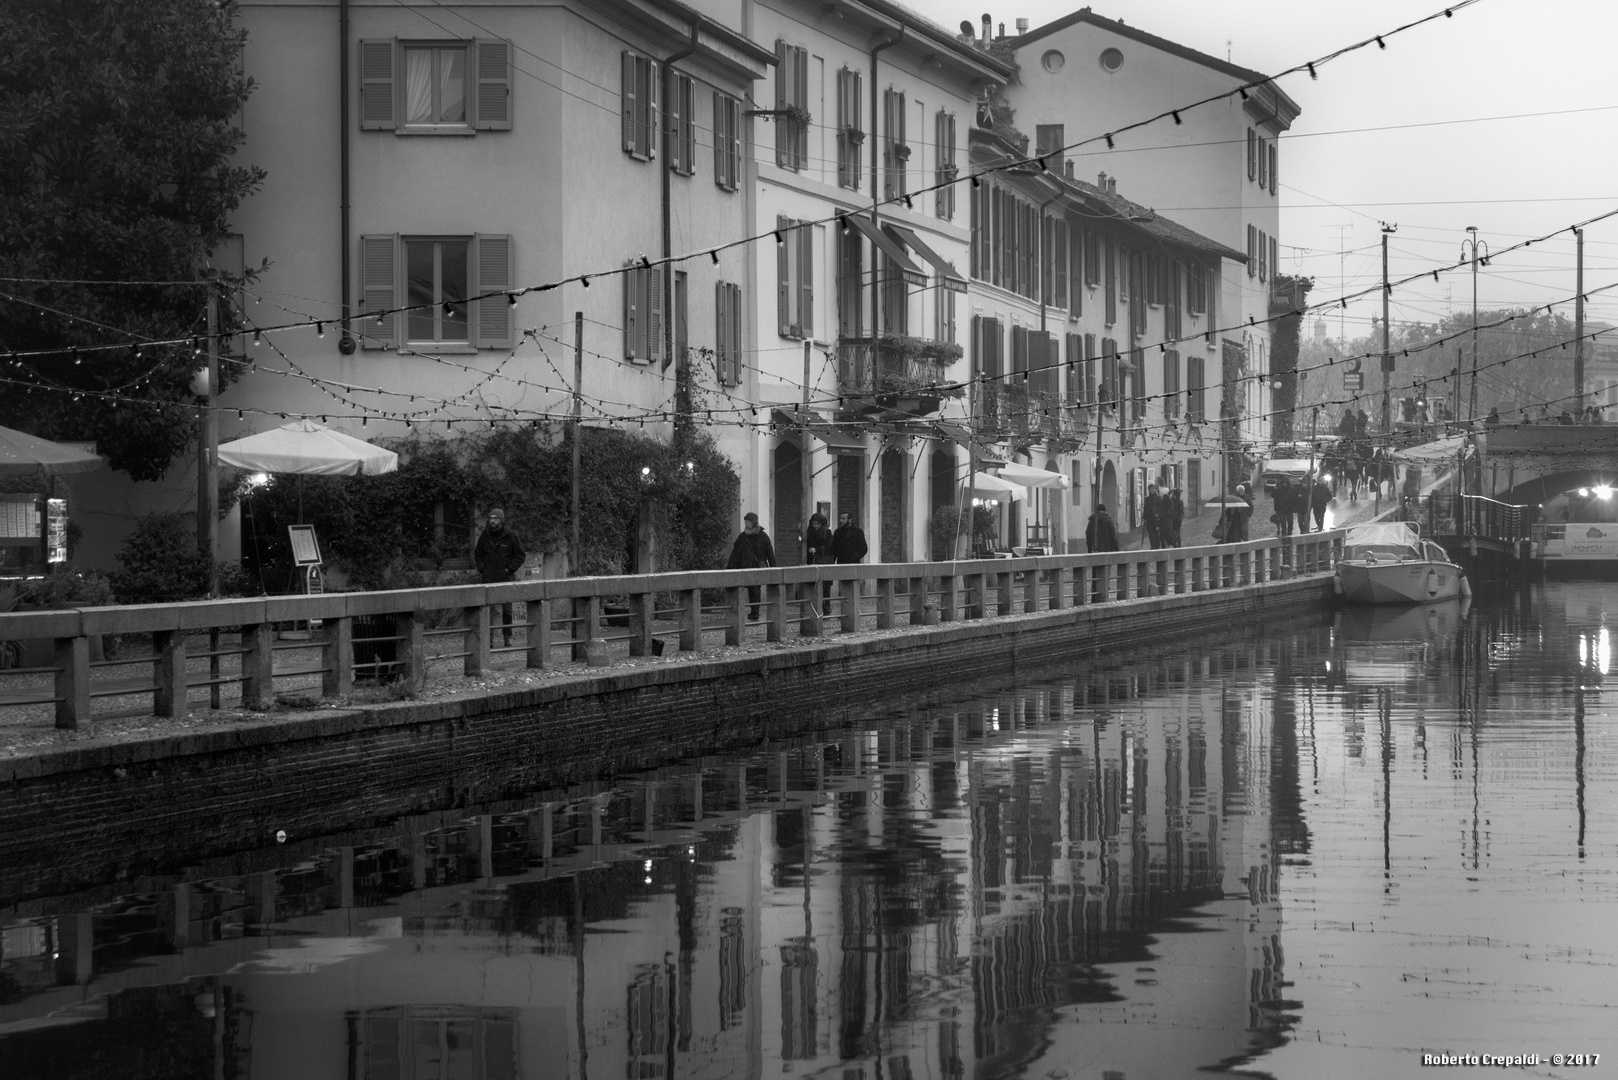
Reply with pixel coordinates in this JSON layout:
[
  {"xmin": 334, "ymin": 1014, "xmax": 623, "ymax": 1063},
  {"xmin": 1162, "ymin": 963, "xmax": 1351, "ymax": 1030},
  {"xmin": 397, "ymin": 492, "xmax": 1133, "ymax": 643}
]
[{"xmin": 359, "ymin": 39, "xmax": 511, "ymax": 133}]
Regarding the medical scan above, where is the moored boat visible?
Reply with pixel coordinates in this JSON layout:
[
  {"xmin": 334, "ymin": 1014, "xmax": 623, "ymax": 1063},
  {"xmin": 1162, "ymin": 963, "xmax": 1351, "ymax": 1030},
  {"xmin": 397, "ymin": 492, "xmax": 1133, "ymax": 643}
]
[{"xmin": 1336, "ymin": 521, "xmax": 1469, "ymax": 604}]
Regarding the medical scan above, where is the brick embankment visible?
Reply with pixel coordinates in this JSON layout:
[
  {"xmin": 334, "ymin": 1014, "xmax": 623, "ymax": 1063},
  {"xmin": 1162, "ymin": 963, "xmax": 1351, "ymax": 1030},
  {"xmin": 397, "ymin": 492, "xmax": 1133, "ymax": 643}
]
[{"xmin": 0, "ymin": 575, "xmax": 1336, "ymax": 904}]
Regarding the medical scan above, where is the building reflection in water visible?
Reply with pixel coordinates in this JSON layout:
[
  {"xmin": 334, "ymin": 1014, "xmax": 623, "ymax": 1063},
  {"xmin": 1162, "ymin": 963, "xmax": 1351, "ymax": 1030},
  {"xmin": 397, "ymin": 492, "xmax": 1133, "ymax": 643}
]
[{"xmin": 1, "ymin": 637, "xmax": 1320, "ymax": 1079}]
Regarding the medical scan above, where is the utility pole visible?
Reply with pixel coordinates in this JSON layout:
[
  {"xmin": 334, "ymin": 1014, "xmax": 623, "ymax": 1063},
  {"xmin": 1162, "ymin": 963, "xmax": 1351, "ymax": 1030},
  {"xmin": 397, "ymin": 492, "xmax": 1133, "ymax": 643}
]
[
  {"xmin": 1333, "ymin": 223, "xmax": 1353, "ymax": 342},
  {"xmin": 1462, "ymin": 226, "xmax": 1487, "ymax": 426},
  {"xmin": 1380, "ymin": 223, "xmax": 1396, "ymax": 434},
  {"xmin": 572, "ymin": 311, "xmax": 583, "ymax": 575},
  {"xmin": 197, "ymin": 278, "xmax": 220, "ymax": 597},
  {"xmin": 801, "ymin": 339, "xmax": 813, "ymax": 564},
  {"xmin": 1575, "ymin": 227, "xmax": 1585, "ymax": 417}
]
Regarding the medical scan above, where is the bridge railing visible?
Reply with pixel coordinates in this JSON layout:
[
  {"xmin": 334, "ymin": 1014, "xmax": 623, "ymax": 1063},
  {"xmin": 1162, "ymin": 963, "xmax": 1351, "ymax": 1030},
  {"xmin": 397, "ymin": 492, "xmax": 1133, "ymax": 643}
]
[
  {"xmin": 1403, "ymin": 493, "xmax": 1538, "ymax": 542},
  {"xmin": 0, "ymin": 532, "xmax": 1342, "ymax": 730}
]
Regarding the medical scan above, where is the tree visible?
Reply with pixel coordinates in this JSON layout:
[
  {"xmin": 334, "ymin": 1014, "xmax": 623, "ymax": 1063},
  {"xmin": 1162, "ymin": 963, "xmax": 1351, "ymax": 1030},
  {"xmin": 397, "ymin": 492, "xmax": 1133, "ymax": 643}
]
[{"xmin": 0, "ymin": 0, "xmax": 264, "ymax": 480}]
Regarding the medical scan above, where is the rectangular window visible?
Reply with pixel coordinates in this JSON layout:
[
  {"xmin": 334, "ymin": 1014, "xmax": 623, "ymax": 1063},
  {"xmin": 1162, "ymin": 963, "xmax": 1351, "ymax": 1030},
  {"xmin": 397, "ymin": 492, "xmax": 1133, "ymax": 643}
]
[
  {"xmin": 934, "ymin": 110, "xmax": 957, "ymax": 218},
  {"xmin": 1270, "ymin": 234, "xmax": 1279, "ymax": 289},
  {"xmin": 775, "ymin": 41, "xmax": 809, "ymax": 170},
  {"xmin": 1257, "ymin": 133, "xmax": 1267, "ymax": 190},
  {"xmin": 712, "ymin": 92, "xmax": 741, "ymax": 191},
  {"xmin": 838, "ymin": 225, "xmax": 862, "ymax": 337},
  {"xmin": 882, "ymin": 87, "xmax": 908, "ymax": 199},
  {"xmin": 1187, "ymin": 261, "xmax": 1206, "ymax": 315},
  {"xmin": 1188, "ymin": 354, "xmax": 1206, "ymax": 422},
  {"xmin": 359, "ymin": 38, "xmax": 511, "ymax": 133},
  {"xmin": 1258, "ymin": 229, "xmax": 1268, "ymax": 282},
  {"xmin": 934, "ymin": 286, "xmax": 956, "ymax": 347},
  {"xmin": 1049, "ymin": 217, "xmax": 1068, "ymax": 310},
  {"xmin": 1130, "ymin": 348, "xmax": 1146, "ymax": 423},
  {"xmin": 622, "ymin": 51, "xmax": 660, "ymax": 160},
  {"xmin": 1118, "ymin": 243, "xmax": 1130, "ymax": 302},
  {"xmin": 1246, "ymin": 127, "xmax": 1256, "ymax": 181},
  {"xmin": 624, "ymin": 261, "xmax": 665, "ymax": 363},
  {"xmin": 837, "ymin": 68, "xmax": 864, "ymax": 189},
  {"xmin": 1067, "ymin": 220, "xmax": 1083, "ymax": 316},
  {"xmin": 715, "ymin": 280, "xmax": 742, "ymax": 385},
  {"xmin": 1269, "ymin": 142, "xmax": 1278, "ymax": 196},
  {"xmin": 1130, "ymin": 252, "xmax": 1147, "ymax": 339},
  {"xmin": 1100, "ymin": 337, "xmax": 1119, "ymax": 409},
  {"xmin": 1083, "ymin": 332, "xmax": 1097, "ymax": 403},
  {"xmin": 1166, "ymin": 262, "xmax": 1182, "ymax": 339},
  {"xmin": 667, "ymin": 72, "xmax": 695, "ymax": 176},
  {"xmin": 1163, "ymin": 348, "xmax": 1181, "ymax": 417},
  {"xmin": 880, "ymin": 252, "xmax": 908, "ymax": 334},
  {"xmin": 1035, "ymin": 124, "xmax": 1064, "ymax": 173},
  {"xmin": 776, "ymin": 216, "xmax": 813, "ymax": 339},
  {"xmin": 359, "ymin": 233, "xmax": 511, "ymax": 350},
  {"xmin": 673, "ymin": 271, "xmax": 687, "ymax": 366},
  {"xmin": 1065, "ymin": 332, "xmax": 1082, "ymax": 405},
  {"xmin": 1104, "ymin": 237, "xmax": 1116, "ymax": 326}
]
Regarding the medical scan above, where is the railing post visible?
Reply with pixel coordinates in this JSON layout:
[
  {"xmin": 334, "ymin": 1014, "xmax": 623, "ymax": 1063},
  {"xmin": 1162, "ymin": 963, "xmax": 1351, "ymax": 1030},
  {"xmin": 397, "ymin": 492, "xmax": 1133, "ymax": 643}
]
[
  {"xmin": 526, "ymin": 597, "xmax": 552, "ymax": 668},
  {"xmin": 840, "ymin": 578, "xmax": 859, "ymax": 633},
  {"xmin": 768, "ymin": 581, "xmax": 787, "ymax": 642},
  {"xmin": 1024, "ymin": 567, "xmax": 1039, "ymax": 611},
  {"xmin": 1051, "ymin": 567, "xmax": 1070, "ymax": 610},
  {"xmin": 322, "ymin": 616, "xmax": 352, "ymax": 698},
  {"xmin": 908, "ymin": 576, "xmax": 929, "ymax": 624},
  {"xmin": 679, "ymin": 588, "xmax": 702, "ymax": 652},
  {"xmin": 466, "ymin": 605, "xmax": 490, "ymax": 675},
  {"xmin": 55, "ymin": 635, "xmax": 90, "ymax": 729},
  {"xmin": 242, "ymin": 622, "xmax": 276, "ymax": 710},
  {"xmin": 995, "ymin": 570, "xmax": 1013, "ymax": 615},
  {"xmin": 725, "ymin": 585, "xmax": 746, "ymax": 646},
  {"xmin": 964, "ymin": 572, "xmax": 983, "ymax": 619},
  {"xmin": 152, "ymin": 629, "xmax": 187, "ymax": 720},
  {"xmin": 628, "ymin": 591, "xmax": 654, "ymax": 656},
  {"xmin": 571, "ymin": 596, "xmax": 599, "ymax": 662},
  {"xmin": 402, "ymin": 611, "xmax": 427, "ymax": 692},
  {"xmin": 939, "ymin": 572, "xmax": 958, "ymax": 621},
  {"xmin": 876, "ymin": 576, "xmax": 896, "ymax": 629}
]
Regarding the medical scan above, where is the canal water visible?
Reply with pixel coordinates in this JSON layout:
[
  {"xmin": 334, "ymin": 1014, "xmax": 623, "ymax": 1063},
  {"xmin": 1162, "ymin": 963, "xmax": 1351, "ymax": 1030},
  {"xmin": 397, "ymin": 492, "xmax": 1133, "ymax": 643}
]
[{"xmin": 2, "ymin": 584, "xmax": 1614, "ymax": 1079}]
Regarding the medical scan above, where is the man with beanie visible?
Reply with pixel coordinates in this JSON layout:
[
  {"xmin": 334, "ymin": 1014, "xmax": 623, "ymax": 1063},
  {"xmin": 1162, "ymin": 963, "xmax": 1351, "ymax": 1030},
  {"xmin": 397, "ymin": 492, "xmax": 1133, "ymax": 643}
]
[
  {"xmin": 727, "ymin": 511, "xmax": 775, "ymax": 619},
  {"xmin": 475, "ymin": 508, "xmax": 526, "ymax": 647}
]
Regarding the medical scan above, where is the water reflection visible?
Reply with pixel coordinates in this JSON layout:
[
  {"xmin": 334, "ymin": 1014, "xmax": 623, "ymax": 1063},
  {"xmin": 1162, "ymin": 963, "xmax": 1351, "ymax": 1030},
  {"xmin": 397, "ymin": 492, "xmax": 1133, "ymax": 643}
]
[{"xmin": 4, "ymin": 584, "xmax": 1617, "ymax": 1078}]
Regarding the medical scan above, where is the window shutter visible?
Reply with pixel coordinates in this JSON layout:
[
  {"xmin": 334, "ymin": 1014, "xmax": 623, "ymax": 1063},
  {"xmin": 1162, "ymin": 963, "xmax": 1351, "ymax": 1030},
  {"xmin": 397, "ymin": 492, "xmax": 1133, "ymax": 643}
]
[
  {"xmin": 793, "ymin": 47, "xmax": 809, "ymax": 168},
  {"xmin": 715, "ymin": 280, "xmax": 730, "ymax": 384},
  {"xmin": 648, "ymin": 265, "xmax": 664, "ymax": 364},
  {"xmin": 1270, "ymin": 235, "xmax": 1279, "ymax": 285},
  {"xmin": 1247, "ymin": 127, "xmax": 1255, "ymax": 180},
  {"xmin": 798, "ymin": 222, "xmax": 814, "ymax": 341},
  {"xmin": 622, "ymin": 52, "xmax": 638, "ymax": 153},
  {"xmin": 359, "ymin": 40, "xmax": 396, "ymax": 130},
  {"xmin": 1270, "ymin": 143, "xmax": 1278, "ymax": 195},
  {"xmin": 712, "ymin": 91, "xmax": 726, "ymax": 187},
  {"xmin": 682, "ymin": 79, "xmax": 695, "ymax": 175},
  {"xmin": 775, "ymin": 41, "xmax": 789, "ymax": 167},
  {"xmin": 473, "ymin": 40, "xmax": 512, "ymax": 130},
  {"xmin": 667, "ymin": 75, "xmax": 683, "ymax": 174},
  {"xmin": 775, "ymin": 214, "xmax": 794, "ymax": 336},
  {"xmin": 645, "ymin": 60, "xmax": 660, "ymax": 160},
  {"xmin": 471, "ymin": 234, "xmax": 512, "ymax": 349},
  {"xmin": 359, "ymin": 234, "xmax": 397, "ymax": 349},
  {"xmin": 624, "ymin": 265, "xmax": 640, "ymax": 360},
  {"xmin": 1247, "ymin": 225, "xmax": 1256, "ymax": 276}
]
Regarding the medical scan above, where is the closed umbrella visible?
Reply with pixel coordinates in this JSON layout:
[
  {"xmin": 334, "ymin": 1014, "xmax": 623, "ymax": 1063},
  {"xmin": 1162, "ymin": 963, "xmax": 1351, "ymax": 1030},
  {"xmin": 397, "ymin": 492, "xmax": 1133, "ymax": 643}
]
[
  {"xmin": 995, "ymin": 462, "xmax": 1070, "ymax": 490},
  {"xmin": 0, "ymin": 424, "xmax": 105, "ymax": 476}
]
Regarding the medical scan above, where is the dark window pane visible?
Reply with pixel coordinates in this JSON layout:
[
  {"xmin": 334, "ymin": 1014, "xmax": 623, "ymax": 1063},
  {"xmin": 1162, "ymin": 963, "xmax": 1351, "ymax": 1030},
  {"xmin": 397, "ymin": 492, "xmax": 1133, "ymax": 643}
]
[
  {"xmin": 406, "ymin": 242, "xmax": 435, "ymax": 341},
  {"xmin": 439, "ymin": 49, "xmax": 465, "ymax": 123},
  {"xmin": 442, "ymin": 242, "xmax": 469, "ymax": 340}
]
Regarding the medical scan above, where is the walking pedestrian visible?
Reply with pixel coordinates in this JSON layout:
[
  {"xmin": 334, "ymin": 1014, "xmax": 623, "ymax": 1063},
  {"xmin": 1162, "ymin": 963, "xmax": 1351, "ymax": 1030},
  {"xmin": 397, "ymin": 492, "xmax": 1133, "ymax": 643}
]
[
  {"xmin": 1271, "ymin": 478, "xmax": 1295, "ymax": 538},
  {"xmin": 474, "ymin": 508, "xmax": 526, "ymax": 647},
  {"xmin": 1143, "ymin": 482, "xmax": 1166, "ymax": 548},
  {"xmin": 830, "ymin": 511, "xmax": 868, "ymax": 564},
  {"xmin": 1085, "ymin": 504, "xmax": 1119, "ymax": 552},
  {"xmin": 727, "ymin": 512, "xmax": 775, "ymax": 620},
  {"xmin": 805, "ymin": 511, "xmax": 833, "ymax": 600},
  {"xmin": 1293, "ymin": 474, "xmax": 1314, "ymax": 535},
  {"xmin": 1311, "ymin": 473, "xmax": 1333, "ymax": 531},
  {"xmin": 1167, "ymin": 488, "xmax": 1185, "ymax": 547},
  {"xmin": 1224, "ymin": 484, "xmax": 1252, "ymax": 543}
]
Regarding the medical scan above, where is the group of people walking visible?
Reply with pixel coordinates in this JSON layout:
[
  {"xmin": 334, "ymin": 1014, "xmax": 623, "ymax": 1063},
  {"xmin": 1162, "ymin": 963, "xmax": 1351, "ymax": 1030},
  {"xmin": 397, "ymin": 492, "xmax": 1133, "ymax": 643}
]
[
  {"xmin": 726, "ymin": 509, "xmax": 868, "ymax": 619},
  {"xmin": 1269, "ymin": 473, "xmax": 1333, "ymax": 536}
]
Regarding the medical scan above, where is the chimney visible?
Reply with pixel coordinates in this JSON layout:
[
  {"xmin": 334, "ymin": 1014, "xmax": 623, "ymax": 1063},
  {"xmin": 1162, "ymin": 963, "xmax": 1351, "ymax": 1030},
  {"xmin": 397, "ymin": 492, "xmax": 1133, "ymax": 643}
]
[
  {"xmin": 960, "ymin": 20, "xmax": 975, "ymax": 43},
  {"xmin": 1097, "ymin": 170, "xmax": 1107, "ymax": 188},
  {"xmin": 1015, "ymin": 17, "xmax": 1029, "ymax": 34},
  {"xmin": 1064, "ymin": 160, "xmax": 1074, "ymax": 178},
  {"xmin": 1107, "ymin": 177, "xmax": 1117, "ymax": 194},
  {"xmin": 998, "ymin": 21, "xmax": 1006, "ymax": 38},
  {"xmin": 980, "ymin": 13, "xmax": 992, "ymax": 45}
]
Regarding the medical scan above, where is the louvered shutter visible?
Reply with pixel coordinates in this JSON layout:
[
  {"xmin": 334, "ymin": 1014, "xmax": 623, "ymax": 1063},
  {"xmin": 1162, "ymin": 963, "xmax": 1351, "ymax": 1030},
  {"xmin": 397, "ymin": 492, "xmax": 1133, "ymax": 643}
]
[
  {"xmin": 471, "ymin": 234, "xmax": 512, "ymax": 349},
  {"xmin": 473, "ymin": 40, "xmax": 511, "ymax": 130},
  {"xmin": 667, "ymin": 75, "xmax": 684, "ymax": 174},
  {"xmin": 624, "ymin": 265, "xmax": 640, "ymax": 360},
  {"xmin": 1270, "ymin": 143, "xmax": 1278, "ymax": 195},
  {"xmin": 681, "ymin": 78, "xmax": 695, "ymax": 175},
  {"xmin": 776, "ymin": 215, "xmax": 792, "ymax": 336},
  {"xmin": 359, "ymin": 235, "xmax": 398, "ymax": 349},
  {"xmin": 774, "ymin": 41, "xmax": 788, "ymax": 167},
  {"xmin": 645, "ymin": 59, "xmax": 660, "ymax": 159},
  {"xmin": 648, "ymin": 265, "xmax": 664, "ymax": 364},
  {"xmin": 793, "ymin": 47, "xmax": 809, "ymax": 168},
  {"xmin": 712, "ymin": 91, "xmax": 725, "ymax": 186},
  {"xmin": 799, "ymin": 222, "xmax": 814, "ymax": 341},
  {"xmin": 359, "ymin": 40, "xmax": 396, "ymax": 130},
  {"xmin": 1247, "ymin": 225, "xmax": 1256, "ymax": 276},
  {"xmin": 622, "ymin": 52, "xmax": 638, "ymax": 153},
  {"xmin": 715, "ymin": 280, "xmax": 730, "ymax": 383}
]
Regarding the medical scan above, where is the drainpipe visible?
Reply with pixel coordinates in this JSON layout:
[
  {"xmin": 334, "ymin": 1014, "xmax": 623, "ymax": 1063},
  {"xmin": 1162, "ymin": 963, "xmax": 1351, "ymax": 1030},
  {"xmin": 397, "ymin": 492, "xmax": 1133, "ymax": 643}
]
[
  {"xmin": 662, "ymin": 24, "xmax": 700, "ymax": 387},
  {"xmin": 868, "ymin": 28, "xmax": 904, "ymax": 337},
  {"xmin": 338, "ymin": 0, "xmax": 353, "ymax": 352}
]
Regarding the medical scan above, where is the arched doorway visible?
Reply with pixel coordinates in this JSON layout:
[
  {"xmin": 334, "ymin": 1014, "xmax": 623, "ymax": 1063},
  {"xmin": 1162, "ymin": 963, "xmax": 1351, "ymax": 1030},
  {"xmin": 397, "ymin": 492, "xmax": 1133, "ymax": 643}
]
[
  {"xmin": 930, "ymin": 448, "xmax": 956, "ymax": 559},
  {"xmin": 880, "ymin": 446, "xmax": 908, "ymax": 562},
  {"xmin": 773, "ymin": 441, "xmax": 803, "ymax": 566}
]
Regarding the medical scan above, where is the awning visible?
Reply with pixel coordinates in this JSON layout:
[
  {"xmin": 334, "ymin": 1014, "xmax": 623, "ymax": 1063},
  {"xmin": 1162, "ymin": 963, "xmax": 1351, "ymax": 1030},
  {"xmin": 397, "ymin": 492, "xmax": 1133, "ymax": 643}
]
[
  {"xmin": 995, "ymin": 461, "xmax": 1070, "ymax": 490},
  {"xmin": 771, "ymin": 409, "xmax": 866, "ymax": 454},
  {"xmin": 843, "ymin": 214, "xmax": 927, "ymax": 287},
  {"xmin": 882, "ymin": 224, "xmax": 968, "ymax": 293}
]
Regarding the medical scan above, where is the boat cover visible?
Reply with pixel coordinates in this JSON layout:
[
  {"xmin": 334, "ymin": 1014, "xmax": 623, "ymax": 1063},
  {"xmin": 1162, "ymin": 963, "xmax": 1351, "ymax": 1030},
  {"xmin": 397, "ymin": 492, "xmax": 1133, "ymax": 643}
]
[{"xmin": 1341, "ymin": 522, "xmax": 1424, "ymax": 561}]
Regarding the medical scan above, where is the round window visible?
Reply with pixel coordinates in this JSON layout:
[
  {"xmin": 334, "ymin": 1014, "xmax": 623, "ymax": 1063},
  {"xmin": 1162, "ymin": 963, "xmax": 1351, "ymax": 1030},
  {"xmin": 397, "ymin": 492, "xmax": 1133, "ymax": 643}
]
[
  {"xmin": 1041, "ymin": 49, "xmax": 1065, "ymax": 73},
  {"xmin": 1099, "ymin": 47, "xmax": 1124, "ymax": 72}
]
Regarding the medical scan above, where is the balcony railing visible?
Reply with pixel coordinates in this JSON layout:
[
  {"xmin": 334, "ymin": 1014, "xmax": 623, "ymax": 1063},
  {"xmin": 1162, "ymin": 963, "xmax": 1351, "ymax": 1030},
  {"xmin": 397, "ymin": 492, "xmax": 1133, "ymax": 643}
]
[{"xmin": 837, "ymin": 337, "xmax": 957, "ymax": 416}]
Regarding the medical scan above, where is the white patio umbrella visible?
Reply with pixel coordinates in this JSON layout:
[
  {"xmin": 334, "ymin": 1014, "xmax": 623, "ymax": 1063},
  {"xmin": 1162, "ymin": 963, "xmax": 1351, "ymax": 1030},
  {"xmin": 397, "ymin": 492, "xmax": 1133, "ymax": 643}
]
[
  {"xmin": 969, "ymin": 471, "xmax": 1027, "ymax": 501},
  {"xmin": 216, "ymin": 419, "xmax": 398, "ymax": 476},
  {"xmin": 995, "ymin": 461, "xmax": 1071, "ymax": 490},
  {"xmin": 0, "ymin": 424, "xmax": 105, "ymax": 476}
]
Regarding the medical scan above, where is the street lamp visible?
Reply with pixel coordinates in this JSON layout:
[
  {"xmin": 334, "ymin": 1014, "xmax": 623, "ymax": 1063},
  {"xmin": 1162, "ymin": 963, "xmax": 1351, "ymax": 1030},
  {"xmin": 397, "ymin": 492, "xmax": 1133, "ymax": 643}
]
[{"xmin": 1460, "ymin": 226, "xmax": 1488, "ymax": 427}]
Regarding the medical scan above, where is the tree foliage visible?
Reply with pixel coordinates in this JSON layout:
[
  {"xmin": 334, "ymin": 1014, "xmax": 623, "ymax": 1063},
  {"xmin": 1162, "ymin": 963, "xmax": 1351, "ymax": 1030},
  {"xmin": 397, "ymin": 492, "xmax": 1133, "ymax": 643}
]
[
  {"xmin": 0, "ymin": 0, "xmax": 264, "ymax": 480},
  {"xmin": 241, "ymin": 425, "xmax": 740, "ymax": 591}
]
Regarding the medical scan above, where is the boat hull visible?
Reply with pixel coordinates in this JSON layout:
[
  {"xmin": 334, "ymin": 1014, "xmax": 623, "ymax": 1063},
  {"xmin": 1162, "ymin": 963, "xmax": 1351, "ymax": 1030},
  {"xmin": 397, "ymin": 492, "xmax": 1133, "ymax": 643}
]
[{"xmin": 1337, "ymin": 559, "xmax": 1466, "ymax": 604}]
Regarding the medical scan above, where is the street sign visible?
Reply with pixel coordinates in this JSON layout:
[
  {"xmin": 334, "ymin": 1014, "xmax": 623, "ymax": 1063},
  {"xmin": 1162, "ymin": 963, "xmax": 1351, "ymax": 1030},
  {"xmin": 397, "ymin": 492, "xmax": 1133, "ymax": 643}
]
[{"xmin": 1344, "ymin": 372, "xmax": 1363, "ymax": 390}]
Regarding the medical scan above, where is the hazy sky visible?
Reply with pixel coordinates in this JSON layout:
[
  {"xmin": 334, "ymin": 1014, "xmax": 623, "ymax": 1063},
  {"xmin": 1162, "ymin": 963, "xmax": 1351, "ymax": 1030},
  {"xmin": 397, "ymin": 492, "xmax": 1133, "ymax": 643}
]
[{"xmin": 926, "ymin": 0, "xmax": 1618, "ymax": 340}]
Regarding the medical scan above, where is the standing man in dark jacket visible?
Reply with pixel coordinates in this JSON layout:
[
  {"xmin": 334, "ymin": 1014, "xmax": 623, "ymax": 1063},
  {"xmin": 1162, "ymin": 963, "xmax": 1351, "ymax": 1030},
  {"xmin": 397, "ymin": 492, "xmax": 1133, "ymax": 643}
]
[
  {"xmin": 1143, "ymin": 482, "xmax": 1166, "ymax": 548},
  {"xmin": 1311, "ymin": 474, "xmax": 1333, "ymax": 531},
  {"xmin": 1167, "ymin": 488, "xmax": 1185, "ymax": 547},
  {"xmin": 475, "ymin": 508, "xmax": 526, "ymax": 646},
  {"xmin": 1085, "ymin": 504, "xmax": 1119, "ymax": 552},
  {"xmin": 830, "ymin": 511, "xmax": 868, "ymax": 564},
  {"xmin": 727, "ymin": 512, "xmax": 775, "ymax": 620},
  {"xmin": 1272, "ymin": 478, "xmax": 1295, "ymax": 538}
]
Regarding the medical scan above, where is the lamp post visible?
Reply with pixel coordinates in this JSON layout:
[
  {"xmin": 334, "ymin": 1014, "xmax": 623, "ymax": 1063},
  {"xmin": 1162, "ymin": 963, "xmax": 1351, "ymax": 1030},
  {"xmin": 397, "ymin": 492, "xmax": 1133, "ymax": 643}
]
[{"xmin": 1460, "ymin": 226, "xmax": 1488, "ymax": 427}]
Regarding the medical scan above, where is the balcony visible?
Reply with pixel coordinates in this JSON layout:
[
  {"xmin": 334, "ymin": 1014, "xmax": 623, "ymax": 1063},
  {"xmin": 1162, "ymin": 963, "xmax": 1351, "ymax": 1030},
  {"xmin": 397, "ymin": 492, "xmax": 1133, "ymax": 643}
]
[
  {"xmin": 978, "ymin": 387, "xmax": 1092, "ymax": 444},
  {"xmin": 837, "ymin": 335, "xmax": 962, "ymax": 417}
]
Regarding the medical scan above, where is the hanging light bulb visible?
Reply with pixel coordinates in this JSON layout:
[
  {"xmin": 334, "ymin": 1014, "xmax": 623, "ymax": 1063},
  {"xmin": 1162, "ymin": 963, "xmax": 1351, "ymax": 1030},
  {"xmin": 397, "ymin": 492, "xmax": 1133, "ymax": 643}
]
[{"xmin": 316, "ymin": 322, "xmax": 325, "ymax": 338}]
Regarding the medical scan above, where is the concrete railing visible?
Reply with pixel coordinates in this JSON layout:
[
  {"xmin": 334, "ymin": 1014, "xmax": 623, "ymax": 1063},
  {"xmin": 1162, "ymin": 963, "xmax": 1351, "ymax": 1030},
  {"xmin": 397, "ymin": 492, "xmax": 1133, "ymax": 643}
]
[{"xmin": 0, "ymin": 531, "xmax": 1342, "ymax": 729}]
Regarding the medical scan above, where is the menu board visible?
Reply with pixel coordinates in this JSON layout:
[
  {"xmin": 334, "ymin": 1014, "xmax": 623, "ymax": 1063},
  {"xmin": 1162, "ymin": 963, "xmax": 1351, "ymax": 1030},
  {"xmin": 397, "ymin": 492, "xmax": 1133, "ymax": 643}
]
[
  {"xmin": 288, "ymin": 524, "xmax": 322, "ymax": 566},
  {"xmin": 47, "ymin": 498, "xmax": 67, "ymax": 563},
  {"xmin": 2, "ymin": 496, "xmax": 40, "ymax": 539}
]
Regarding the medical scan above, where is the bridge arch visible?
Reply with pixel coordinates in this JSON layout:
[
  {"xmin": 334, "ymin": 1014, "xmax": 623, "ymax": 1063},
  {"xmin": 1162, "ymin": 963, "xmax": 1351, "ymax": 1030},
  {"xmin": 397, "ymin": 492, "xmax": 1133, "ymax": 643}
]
[{"xmin": 1492, "ymin": 468, "xmax": 1618, "ymax": 507}]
